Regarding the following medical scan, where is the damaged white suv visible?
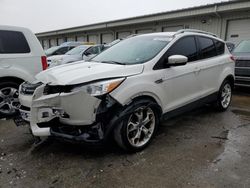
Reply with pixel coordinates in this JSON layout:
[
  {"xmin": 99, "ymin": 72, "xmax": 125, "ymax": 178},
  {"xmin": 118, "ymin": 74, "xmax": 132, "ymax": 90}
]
[{"xmin": 17, "ymin": 30, "xmax": 235, "ymax": 152}]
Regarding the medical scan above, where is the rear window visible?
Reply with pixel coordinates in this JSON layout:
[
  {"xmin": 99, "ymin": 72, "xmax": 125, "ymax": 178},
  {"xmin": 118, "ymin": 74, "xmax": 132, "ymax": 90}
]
[
  {"xmin": 214, "ymin": 40, "xmax": 225, "ymax": 55},
  {"xmin": 198, "ymin": 36, "xmax": 217, "ymax": 59},
  {"xmin": 0, "ymin": 30, "xmax": 30, "ymax": 54}
]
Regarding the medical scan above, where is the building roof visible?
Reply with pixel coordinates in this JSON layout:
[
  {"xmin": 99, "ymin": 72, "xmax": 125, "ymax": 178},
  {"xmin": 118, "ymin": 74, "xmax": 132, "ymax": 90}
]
[{"xmin": 37, "ymin": 0, "xmax": 250, "ymax": 37}]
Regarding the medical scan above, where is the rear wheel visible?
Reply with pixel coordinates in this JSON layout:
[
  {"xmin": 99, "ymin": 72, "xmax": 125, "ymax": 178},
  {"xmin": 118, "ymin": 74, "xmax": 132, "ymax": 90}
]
[
  {"xmin": 0, "ymin": 81, "xmax": 20, "ymax": 118},
  {"xmin": 114, "ymin": 100, "xmax": 160, "ymax": 152},
  {"xmin": 215, "ymin": 80, "xmax": 232, "ymax": 111}
]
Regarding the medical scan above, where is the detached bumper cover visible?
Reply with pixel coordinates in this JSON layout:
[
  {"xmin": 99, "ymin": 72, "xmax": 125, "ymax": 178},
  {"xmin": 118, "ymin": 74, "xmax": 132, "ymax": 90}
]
[{"xmin": 29, "ymin": 84, "xmax": 102, "ymax": 137}]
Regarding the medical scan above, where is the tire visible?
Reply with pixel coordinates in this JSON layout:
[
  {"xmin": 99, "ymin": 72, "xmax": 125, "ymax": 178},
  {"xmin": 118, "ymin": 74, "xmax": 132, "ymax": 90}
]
[
  {"xmin": 113, "ymin": 99, "xmax": 160, "ymax": 152},
  {"xmin": 215, "ymin": 80, "xmax": 232, "ymax": 111},
  {"xmin": 0, "ymin": 81, "xmax": 21, "ymax": 118}
]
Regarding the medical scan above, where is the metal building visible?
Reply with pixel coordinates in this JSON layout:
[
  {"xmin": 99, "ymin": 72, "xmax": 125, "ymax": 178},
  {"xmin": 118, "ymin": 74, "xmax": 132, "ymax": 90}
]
[{"xmin": 37, "ymin": 0, "xmax": 250, "ymax": 49}]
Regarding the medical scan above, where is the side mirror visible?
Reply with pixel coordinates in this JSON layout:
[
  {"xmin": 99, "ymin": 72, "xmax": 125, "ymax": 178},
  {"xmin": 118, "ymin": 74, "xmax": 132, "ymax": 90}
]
[{"xmin": 167, "ymin": 55, "xmax": 188, "ymax": 66}]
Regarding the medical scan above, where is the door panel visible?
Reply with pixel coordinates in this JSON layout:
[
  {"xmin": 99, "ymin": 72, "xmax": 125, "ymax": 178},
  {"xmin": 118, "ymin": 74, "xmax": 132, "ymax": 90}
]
[
  {"xmin": 163, "ymin": 63, "xmax": 200, "ymax": 112},
  {"xmin": 195, "ymin": 36, "xmax": 224, "ymax": 96},
  {"xmin": 159, "ymin": 36, "xmax": 201, "ymax": 112}
]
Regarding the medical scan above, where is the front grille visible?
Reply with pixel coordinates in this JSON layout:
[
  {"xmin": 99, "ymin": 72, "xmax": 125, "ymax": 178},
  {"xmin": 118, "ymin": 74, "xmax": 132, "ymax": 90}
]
[
  {"xmin": 20, "ymin": 82, "xmax": 43, "ymax": 95},
  {"xmin": 235, "ymin": 60, "xmax": 250, "ymax": 67},
  {"xmin": 235, "ymin": 68, "xmax": 250, "ymax": 77}
]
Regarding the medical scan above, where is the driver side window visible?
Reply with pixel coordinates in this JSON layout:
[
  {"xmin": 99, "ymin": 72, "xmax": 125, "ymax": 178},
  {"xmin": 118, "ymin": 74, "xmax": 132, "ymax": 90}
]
[
  {"xmin": 154, "ymin": 36, "xmax": 198, "ymax": 70},
  {"xmin": 166, "ymin": 36, "xmax": 198, "ymax": 63}
]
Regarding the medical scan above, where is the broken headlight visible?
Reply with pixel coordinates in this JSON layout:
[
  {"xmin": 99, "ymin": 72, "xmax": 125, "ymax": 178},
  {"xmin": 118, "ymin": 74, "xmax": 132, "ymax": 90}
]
[{"xmin": 71, "ymin": 78, "xmax": 125, "ymax": 96}]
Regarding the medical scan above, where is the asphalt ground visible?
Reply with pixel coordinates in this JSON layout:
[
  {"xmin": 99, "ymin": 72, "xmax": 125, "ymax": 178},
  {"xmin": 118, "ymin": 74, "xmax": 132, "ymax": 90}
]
[{"xmin": 0, "ymin": 88, "xmax": 250, "ymax": 188}]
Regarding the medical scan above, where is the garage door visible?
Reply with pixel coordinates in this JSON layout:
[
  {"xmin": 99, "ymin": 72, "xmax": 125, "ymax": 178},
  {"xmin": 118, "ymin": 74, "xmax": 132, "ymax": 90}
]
[
  {"xmin": 136, "ymin": 29, "xmax": 153, "ymax": 34},
  {"xmin": 101, "ymin": 33, "xmax": 114, "ymax": 44},
  {"xmin": 77, "ymin": 36, "xmax": 87, "ymax": 42},
  {"xmin": 88, "ymin": 35, "xmax": 99, "ymax": 44},
  {"xmin": 226, "ymin": 19, "xmax": 250, "ymax": 45},
  {"xmin": 163, "ymin": 25, "xmax": 183, "ymax": 32},
  {"xmin": 58, "ymin": 38, "xmax": 64, "ymax": 45},
  {"xmin": 117, "ymin": 31, "xmax": 132, "ymax": 39},
  {"xmin": 67, "ymin": 37, "xmax": 75, "ymax": 42},
  {"xmin": 50, "ymin": 38, "xmax": 57, "ymax": 47},
  {"xmin": 43, "ymin": 39, "xmax": 49, "ymax": 49}
]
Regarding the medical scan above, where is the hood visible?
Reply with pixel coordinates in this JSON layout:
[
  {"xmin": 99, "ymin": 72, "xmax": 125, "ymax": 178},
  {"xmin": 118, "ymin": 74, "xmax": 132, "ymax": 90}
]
[
  {"xmin": 233, "ymin": 52, "xmax": 250, "ymax": 60},
  {"xmin": 36, "ymin": 61, "xmax": 144, "ymax": 85}
]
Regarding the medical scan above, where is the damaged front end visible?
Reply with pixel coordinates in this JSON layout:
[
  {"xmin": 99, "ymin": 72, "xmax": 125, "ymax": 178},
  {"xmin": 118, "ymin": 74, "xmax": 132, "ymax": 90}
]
[{"xmin": 29, "ymin": 78, "xmax": 125, "ymax": 143}]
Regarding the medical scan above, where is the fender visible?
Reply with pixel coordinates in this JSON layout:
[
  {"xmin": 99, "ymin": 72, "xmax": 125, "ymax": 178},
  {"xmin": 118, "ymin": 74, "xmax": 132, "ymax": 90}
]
[
  {"xmin": 110, "ymin": 80, "xmax": 165, "ymax": 111},
  {"xmin": 217, "ymin": 64, "xmax": 234, "ymax": 90}
]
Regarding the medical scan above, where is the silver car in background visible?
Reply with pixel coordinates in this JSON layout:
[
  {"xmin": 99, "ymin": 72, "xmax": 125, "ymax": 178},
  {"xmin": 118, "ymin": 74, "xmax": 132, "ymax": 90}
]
[{"xmin": 47, "ymin": 44, "xmax": 105, "ymax": 67}]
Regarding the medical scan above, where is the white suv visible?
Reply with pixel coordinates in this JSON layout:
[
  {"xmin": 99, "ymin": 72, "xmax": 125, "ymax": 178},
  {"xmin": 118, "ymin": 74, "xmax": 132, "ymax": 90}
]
[
  {"xmin": 18, "ymin": 30, "xmax": 235, "ymax": 152},
  {"xmin": 0, "ymin": 25, "xmax": 47, "ymax": 117}
]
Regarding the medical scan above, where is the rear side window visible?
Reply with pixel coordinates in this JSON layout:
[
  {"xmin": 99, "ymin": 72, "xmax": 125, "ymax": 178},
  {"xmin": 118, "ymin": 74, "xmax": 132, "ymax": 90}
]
[
  {"xmin": 198, "ymin": 36, "xmax": 217, "ymax": 59},
  {"xmin": 166, "ymin": 36, "xmax": 198, "ymax": 62},
  {"xmin": 0, "ymin": 30, "xmax": 30, "ymax": 54},
  {"xmin": 214, "ymin": 40, "xmax": 225, "ymax": 55}
]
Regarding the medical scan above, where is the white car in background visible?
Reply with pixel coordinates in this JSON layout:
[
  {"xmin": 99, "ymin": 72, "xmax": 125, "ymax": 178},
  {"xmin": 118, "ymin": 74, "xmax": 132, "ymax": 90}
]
[
  {"xmin": 47, "ymin": 44, "xmax": 105, "ymax": 68},
  {"xmin": 0, "ymin": 25, "xmax": 47, "ymax": 117},
  {"xmin": 18, "ymin": 30, "xmax": 234, "ymax": 152}
]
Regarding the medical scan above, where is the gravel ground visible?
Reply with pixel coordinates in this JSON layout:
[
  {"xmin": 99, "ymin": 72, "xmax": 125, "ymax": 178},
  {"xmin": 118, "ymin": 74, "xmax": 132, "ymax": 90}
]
[{"xmin": 0, "ymin": 89, "xmax": 250, "ymax": 188}]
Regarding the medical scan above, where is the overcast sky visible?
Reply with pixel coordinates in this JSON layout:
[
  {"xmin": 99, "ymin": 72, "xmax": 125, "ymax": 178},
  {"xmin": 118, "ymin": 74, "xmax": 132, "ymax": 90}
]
[{"xmin": 0, "ymin": 0, "xmax": 228, "ymax": 33}]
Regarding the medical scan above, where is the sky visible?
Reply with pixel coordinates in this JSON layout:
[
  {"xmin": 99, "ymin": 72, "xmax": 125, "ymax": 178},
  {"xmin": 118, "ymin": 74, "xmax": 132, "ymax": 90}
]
[{"xmin": 0, "ymin": 0, "xmax": 228, "ymax": 33}]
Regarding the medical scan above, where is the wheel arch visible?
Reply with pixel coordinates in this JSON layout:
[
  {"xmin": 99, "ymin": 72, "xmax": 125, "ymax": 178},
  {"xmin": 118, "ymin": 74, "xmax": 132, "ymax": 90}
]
[
  {"xmin": 224, "ymin": 74, "xmax": 235, "ymax": 88},
  {"xmin": 0, "ymin": 76, "xmax": 24, "ymax": 85}
]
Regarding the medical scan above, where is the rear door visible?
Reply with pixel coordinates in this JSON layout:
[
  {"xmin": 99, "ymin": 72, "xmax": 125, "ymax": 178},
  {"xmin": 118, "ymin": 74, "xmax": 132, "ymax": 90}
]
[{"xmin": 195, "ymin": 36, "xmax": 226, "ymax": 96}]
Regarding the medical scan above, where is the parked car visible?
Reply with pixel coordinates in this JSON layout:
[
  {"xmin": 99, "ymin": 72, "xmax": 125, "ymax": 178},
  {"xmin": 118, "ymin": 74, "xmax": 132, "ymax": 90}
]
[
  {"xmin": 233, "ymin": 40, "xmax": 250, "ymax": 87},
  {"xmin": 47, "ymin": 44, "xmax": 105, "ymax": 67},
  {"xmin": 17, "ymin": 30, "xmax": 234, "ymax": 152},
  {"xmin": 45, "ymin": 42, "xmax": 96, "ymax": 57},
  {"xmin": 0, "ymin": 25, "xmax": 47, "ymax": 118},
  {"xmin": 45, "ymin": 45, "xmax": 76, "ymax": 57},
  {"xmin": 60, "ymin": 41, "xmax": 95, "ymax": 47},
  {"xmin": 226, "ymin": 41, "xmax": 235, "ymax": 53}
]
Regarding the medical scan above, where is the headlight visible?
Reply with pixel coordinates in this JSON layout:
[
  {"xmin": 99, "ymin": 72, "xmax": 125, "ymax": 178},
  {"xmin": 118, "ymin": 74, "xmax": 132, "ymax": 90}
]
[{"xmin": 71, "ymin": 78, "xmax": 125, "ymax": 96}]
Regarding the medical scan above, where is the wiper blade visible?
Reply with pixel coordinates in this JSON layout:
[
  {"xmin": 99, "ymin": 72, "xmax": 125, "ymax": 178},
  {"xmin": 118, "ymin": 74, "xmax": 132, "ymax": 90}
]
[{"xmin": 101, "ymin": 61, "xmax": 126, "ymax": 65}]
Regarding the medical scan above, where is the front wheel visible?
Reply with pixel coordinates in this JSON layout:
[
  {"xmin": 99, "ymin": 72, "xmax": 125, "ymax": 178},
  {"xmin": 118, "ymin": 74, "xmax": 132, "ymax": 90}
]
[
  {"xmin": 0, "ymin": 81, "xmax": 20, "ymax": 118},
  {"xmin": 114, "ymin": 100, "xmax": 160, "ymax": 152},
  {"xmin": 215, "ymin": 80, "xmax": 232, "ymax": 111}
]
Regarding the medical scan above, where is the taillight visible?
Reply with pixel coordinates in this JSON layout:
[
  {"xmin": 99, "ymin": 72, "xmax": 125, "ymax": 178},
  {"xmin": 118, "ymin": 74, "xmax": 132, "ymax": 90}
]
[
  {"xmin": 41, "ymin": 56, "xmax": 48, "ymax": 70},
  {"xmin": 230, "ymin": 55, "xmax": 236, "ymax": 62}
]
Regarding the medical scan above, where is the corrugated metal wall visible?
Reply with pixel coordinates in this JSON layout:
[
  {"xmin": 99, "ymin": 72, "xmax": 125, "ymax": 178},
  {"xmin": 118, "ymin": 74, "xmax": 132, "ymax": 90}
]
[{"xmin": 40, "ymin": 10, "xmax": 250, "ymax": 49}]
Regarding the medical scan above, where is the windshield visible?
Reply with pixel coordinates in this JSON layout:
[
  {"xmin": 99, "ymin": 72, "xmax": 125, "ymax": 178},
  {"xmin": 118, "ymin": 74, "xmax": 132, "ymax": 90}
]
[
  {"xmin": 234, "ymin": 40, "xmax": 250, "ymax": 53},
  {"xmin": 45, "ymin": 46, "xmax": 60, "ymax": 55},
  {"xmin": 66, "ymin": 45, "xmax": 89, "ymax": 55},
  {"xmin": 92, "ymin": 35, "xmax": 171, "ymax": 65}
]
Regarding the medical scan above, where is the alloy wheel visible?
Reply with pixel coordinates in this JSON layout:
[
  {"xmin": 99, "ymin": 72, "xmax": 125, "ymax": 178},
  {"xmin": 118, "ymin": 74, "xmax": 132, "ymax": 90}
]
[
  {"xmin": 0, "ymin": 87, "xmax": 19, "ymax": 115},
  {"xmin": 126, "ymin": 106, "xmax": 156, "ymax": 147},
  {"xmin": 221, "ymin": 83, "xmax": 232, "ymax": 109}
]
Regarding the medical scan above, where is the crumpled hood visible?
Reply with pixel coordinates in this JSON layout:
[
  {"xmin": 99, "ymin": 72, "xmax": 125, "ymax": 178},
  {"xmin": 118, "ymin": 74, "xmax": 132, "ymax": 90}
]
[{"xmin": 36, "ymin": 61, "xmax": 144, "ymax": 85}]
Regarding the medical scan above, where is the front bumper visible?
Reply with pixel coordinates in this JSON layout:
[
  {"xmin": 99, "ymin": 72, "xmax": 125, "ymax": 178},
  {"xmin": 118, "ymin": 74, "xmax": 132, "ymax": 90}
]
[{"xmin": 20, "ymin": 84, "xmax": 103, "ymax": 137}]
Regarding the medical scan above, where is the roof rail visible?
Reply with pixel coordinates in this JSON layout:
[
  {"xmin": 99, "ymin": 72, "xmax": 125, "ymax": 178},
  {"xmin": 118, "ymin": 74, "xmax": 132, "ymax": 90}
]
[{"xmin": 175, "ymin": 29, "xmax": 218, "ymax": 37}]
